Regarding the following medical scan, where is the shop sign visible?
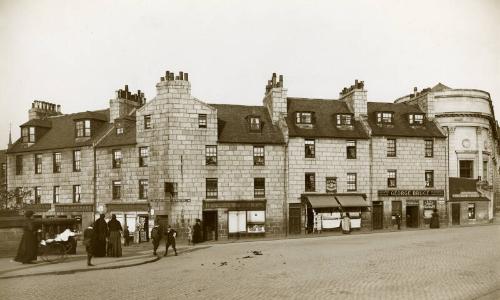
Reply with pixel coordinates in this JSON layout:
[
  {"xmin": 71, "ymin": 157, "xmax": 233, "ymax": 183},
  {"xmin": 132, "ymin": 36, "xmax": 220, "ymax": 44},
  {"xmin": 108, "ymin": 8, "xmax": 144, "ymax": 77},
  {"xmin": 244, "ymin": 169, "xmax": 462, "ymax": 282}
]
[
  {"xmin": 24, "ymin": 203, "xmax": 52, "ymax": 212},
  {"xmin": 203, "ymin": 200, "xmax": 266, "ymax": 210},
  {"xmin": 423, "ymin": 200, "xmax": 436, "ymax": 209},
  {"xmin": 452, "ymin": 192, "xmax": 480, "ymax": 198},
  {"xmin": 55, "ymin": 204, "xmax": 94, "ymax": 212},
  {"xmin": 378, "ymin": 190, "xmax": 444, "ymax": 197},
  {"xmin": 106, "ymin": 203, "xmax": 150, "ymax": 212},
  {"xmin": 406, "ymin": 200, "xmax": 419, "ymax": 206}
]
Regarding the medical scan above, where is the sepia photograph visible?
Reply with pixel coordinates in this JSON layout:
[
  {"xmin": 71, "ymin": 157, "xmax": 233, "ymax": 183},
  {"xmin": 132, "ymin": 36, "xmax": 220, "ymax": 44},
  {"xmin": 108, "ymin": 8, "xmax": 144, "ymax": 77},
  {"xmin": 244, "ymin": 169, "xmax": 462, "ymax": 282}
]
[{"xmin": 0, "ymin": 1, "xmax": 499, "ymax": 299}]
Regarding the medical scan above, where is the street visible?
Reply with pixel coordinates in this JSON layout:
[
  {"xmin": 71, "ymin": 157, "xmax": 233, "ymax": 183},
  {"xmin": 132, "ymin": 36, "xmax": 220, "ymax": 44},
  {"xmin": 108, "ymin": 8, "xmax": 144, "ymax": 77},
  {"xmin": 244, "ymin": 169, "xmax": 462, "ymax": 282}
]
[{"xmin": 1, "ymin": 225, "xmax": 499, "ymax": 300}]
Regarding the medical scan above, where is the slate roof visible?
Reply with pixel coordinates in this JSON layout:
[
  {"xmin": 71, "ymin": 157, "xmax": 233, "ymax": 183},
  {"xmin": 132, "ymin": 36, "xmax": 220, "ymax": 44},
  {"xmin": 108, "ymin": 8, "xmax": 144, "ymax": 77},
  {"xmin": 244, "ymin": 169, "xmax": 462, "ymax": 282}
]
[
  {"xmin": 7, "ymin": 110, "xmax": 110, "ymax": 154},
  {"xmin": 96, "ymin": 118, "xmax": 137, "ymax": 148},
  {"xmin": 286, "ymin": 98, "xmax": 370, "ymax": 139},
  {"xmin": 430, "ymin": 83, "xmax": 451, "ymax": 92},
  {"xmin": 367, "ymin": 102, "xmax": 446, "ymax": 138},
  {"xmin": 20, "ymin": 119, "xmax": 52, "ymax": 128},
  {"xmin": 449, "ymin": 177, "xmax": 490, "ymax": 202},
  {"xmin": 211, "ymin": 104, "xmax": 284, "ymax": 144}
]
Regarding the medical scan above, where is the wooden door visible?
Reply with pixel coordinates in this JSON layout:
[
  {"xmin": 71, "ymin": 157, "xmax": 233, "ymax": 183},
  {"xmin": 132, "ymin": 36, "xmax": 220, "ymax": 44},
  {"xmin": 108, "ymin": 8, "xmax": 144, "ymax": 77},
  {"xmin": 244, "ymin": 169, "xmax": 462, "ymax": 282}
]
[
  {"xmin": 372, "ymin": 201, "xmax": 383, "ymax": 229},
  {"xmin": 452, "ymin": 203, "xmax": 461, "ymax": 225},
  {"xmin": 289, "ymin": 204, "xmax": 301, "ymax": 234}
]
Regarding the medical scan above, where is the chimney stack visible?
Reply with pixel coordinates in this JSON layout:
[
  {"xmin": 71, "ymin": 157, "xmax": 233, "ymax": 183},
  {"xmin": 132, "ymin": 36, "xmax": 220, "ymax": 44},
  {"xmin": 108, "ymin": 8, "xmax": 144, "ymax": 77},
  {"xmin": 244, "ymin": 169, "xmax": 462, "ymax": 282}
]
[{"xmin": 28, "ymin": 100, "xmax": 62, "ymax": 120}]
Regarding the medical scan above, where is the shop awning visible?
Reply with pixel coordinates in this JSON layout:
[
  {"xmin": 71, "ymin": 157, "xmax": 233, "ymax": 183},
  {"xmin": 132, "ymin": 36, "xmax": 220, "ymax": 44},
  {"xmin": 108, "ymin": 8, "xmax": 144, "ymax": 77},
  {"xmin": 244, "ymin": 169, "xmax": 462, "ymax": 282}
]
[
  {"xmin": 303, "ymin": 195, "xmax": 340, "ymax": 208},
  {"xmin": 335, "ymin": 195, "xmax": 369, "ymax": 207}
]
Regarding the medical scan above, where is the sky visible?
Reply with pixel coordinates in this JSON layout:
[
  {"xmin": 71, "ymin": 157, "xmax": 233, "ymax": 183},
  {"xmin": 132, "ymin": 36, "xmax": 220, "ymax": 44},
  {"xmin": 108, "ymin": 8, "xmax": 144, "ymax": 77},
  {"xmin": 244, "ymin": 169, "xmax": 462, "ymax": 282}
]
[{"xmin": 1, "ymin": 0, "xmax": 499, "ymax": 147}]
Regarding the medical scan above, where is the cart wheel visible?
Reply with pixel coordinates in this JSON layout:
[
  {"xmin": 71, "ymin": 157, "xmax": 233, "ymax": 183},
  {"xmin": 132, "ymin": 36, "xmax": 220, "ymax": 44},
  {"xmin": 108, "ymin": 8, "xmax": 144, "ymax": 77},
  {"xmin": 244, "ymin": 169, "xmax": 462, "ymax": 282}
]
[{"xmin": 40, "ymin": 243, "xmax": 66, "ymax": 263}]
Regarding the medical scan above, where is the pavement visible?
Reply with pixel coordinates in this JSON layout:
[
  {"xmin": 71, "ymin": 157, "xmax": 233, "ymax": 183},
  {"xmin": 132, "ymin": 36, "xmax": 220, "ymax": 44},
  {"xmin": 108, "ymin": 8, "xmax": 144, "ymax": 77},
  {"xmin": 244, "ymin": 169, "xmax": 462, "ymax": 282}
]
[{"xmin": 0, "ymin": 242, "xmax": 208, "ymax": 279}]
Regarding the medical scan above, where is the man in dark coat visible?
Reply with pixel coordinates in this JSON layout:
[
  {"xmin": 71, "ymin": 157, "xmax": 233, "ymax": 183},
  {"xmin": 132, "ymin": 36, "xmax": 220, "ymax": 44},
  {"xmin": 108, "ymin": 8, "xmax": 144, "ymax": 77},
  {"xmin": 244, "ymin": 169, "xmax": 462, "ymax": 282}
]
[
  {"xmin": 430, "ymin": 209, "xmax": 440, "ymax": 229},
  {"xmin": 164, "ymin": 225, "xmax": 177, "ymax": 256},
  {"xmin": 83, "ymin": 225, "xmax": 95, "ymax": 266},
  {"xmin": 14, "ymin": 210, "xmax": 38, "ymax": 264},
  {"xmin": 151, "ymin": 224, "xmax": 161, "ymax": 256},
  {"xmin": 192, "ymin": 219, "xmax": 202, "ymax": 244},
  {"xmin": 92, "ymin": 214, "xmax": 108, "ymax": 257}
]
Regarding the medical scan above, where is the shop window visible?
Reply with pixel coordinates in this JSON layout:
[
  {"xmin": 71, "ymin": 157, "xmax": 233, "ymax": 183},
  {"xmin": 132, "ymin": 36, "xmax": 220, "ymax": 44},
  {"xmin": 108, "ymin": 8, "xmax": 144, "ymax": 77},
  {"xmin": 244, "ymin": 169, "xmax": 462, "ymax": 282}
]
[
  {"xmin": 296, "ymin": 112, "xmax": 313, "ymax": 124},
  {"xmin": 459, "ymin": 160, "xmax": 473, "ymax": 178},
  {"xmin": 75, "ymin": 120, "xmax": 91, "ymax": 137},
  {"xmin": 34, "ymin": 186, "xmax": 42, "ymax": 204},
  {"xmin": 112, "ymin": 180, "xmax": 121, "ymax": 199},
  {"xmin": 467, "ymin": 203, "xmax": 475, "ymax": 219},
  {"xmin": 139, "ymin": 179, "xmax": 148, "ymax": 199},
  {"xmin": 336, "ymin": 114, "xmax": 352, "ymax": 126},
  {"xmin": 16, "ymin": 155, "xmax": 23, "ymax": 175},
  {"xmin": 425, "ymin": 170, "xmax": 434, "ymax": 187},
  {"xmin": 53, "ymin": 152, "xmax": 61, "ymax": 173},
  {"xmin": 376, "ymin": 112, "xmax": 393, "ymax": 124},
  {"xmin": 206, "ymin": 178, "xmax": 218, "ymax": 199},
  {"xmin": 165, "ymin": 182, "xmax": 178, "ymax": 200},
  {"xmin": 305, "ymin": 139, "xmax": 315, "ymax": 158},
  {"xmin": 206, "ymin": 146, "xmax": 217, "ymax": 165},
  {"xmin": 246, "ymin": 211, "xmax": 266, "ymax": 233},
  {"xmin": 112, "ymin": 149, "xmax": 122, "ymax": 168},
  {"xmin": 387, "ymin": 139, "xmax": 396, "ymax": 157},
  {"xmin": 73, "ymin": 150, "xmax": 81, "ymax": 172},
  {"xmin": 253, "ymin": 146, "xmax": 265, "ymax": 166},
  {"xmin": 254, "ymin": 178, "xmax": 265, "ymax": 198},
  {"xmin": 249, "ymin": 117, "xmax": 261, "ymax": 131},
  {"xmin": 425, "ymin": 140, "xmax": 433, "ymax": 157},
  {"xmin": 326, "ymin": 177, "xmax": 337, "ymax": 193},
  {"xmin": 305, "ymin": 173, "xmax": 315, "ymax": 192},
  {"xmin": 346, "ymin": 140, "xmax": 356, "ymax": 159},
  {"xmin": 35, "ymin": 154, "xmax": 42, "ymax": 174},
  {"xmin": 144, "ymin": 115, "xmax": 151, "ymax": 129},
  {"xmin": 228, "ymin": 211, "xmax": 247, "ymax": 233},
  {"xmin": 347, "ymin": 173, "xmax": 357, "ymax": 191},
  {"xmin": 387, "ymin": 170, "xmax": 397, "ymax": 188},
  {"xmin": 198, "ymin": 114, "xmax": 207, "ymax": 128},
  {"xmin": 409, "ymin": 114, "xmax": 424, "ymax": 125},
  {"xmin": 139, "ymin": 147, "xmax": 149, "ymax": 167},
  {"xmin": 73, "ymin": 185, "xmax": 81, "ymax": 203},
  {"xmin": 228, "ymin": 211, "xmax": 266, "ymax": 234},
  {"xmin": 423, "ymin": 200, "xmax": 436, "ymax": 221},
  {"xmin": 53, "ymin": 186, "xmax": 60, "ymax": 204}
]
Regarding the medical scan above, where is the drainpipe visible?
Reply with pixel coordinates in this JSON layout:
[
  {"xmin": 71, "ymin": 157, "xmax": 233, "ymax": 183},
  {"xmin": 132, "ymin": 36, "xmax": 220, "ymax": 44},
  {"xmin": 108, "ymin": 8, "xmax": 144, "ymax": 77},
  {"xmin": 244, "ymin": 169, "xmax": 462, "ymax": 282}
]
[
  {"xmin": 446, "ymin": 127, "xmax": 450, "ymax": 226},
  {"xmin": 369, "ymin": 136, "xmax": 374, "ymax": 230},
  {"xmin": 93, "ymin": 146, "xmax": 97, "ymax": 223},
  {"xmin": 284, "ymin": 142, "xmax": 288, "ymax": 237}
]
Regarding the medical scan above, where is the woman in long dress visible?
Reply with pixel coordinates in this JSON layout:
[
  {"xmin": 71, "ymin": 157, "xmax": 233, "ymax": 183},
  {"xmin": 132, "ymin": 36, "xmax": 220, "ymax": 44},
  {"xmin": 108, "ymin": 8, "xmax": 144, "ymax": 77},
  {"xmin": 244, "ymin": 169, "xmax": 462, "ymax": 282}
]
[
  {"xmin": 14, "ymin": 210, "xmax": 38, "ymax": 264},
  {"xmin": 107, "ymin": 214, "xmax": 122, "ymax": 257}
]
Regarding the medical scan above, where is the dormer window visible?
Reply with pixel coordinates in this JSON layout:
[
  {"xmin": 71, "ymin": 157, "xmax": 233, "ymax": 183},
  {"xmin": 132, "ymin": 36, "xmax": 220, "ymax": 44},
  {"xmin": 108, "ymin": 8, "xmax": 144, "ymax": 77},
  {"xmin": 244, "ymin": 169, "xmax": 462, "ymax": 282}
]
[
  {"xmin": 376, "ymin": 112, "xmax": 394, "ymax": 124},
  {"xmin": 296, "ymin": 112, "xmax": 312, "ymax": 124},
  {"xmin": 336, "ymin": 114, "xmax": 352, "ymax": 126},
  {"xmin": 409, "ymin": 113, "xmax": 424, "ymax": 125},
  {"xmin": 116, "ymin": 127, "xmax": 124, "ymax": 135},
  {"xmin": 76, "ymin": 120, "xmax": 91, "ymax": 137},
  {"xmin": 21, "ymin": 127, "xmax": 36, "ymax": 143},
  {"xmin": 250, "ymin": 117, "xmax": 261, "ymax": 131}
]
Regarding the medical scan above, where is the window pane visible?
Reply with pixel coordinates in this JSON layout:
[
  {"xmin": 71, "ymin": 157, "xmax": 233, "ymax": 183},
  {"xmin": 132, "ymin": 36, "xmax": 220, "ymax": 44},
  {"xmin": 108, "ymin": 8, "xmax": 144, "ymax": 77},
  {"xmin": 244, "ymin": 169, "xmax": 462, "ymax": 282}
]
[
  {"xmin": 387, "ymin": 139, "xmax": 396, "ymax": 157},
  {"xmin": 253, "ymin": 146, "xmax": 265, "ymax": 166},
  {"xmin": 347, "ymin": 140, "xmax": 356, "ymax": 159},
  {"xmin": 198, "ymin": 114, "xmax": 207, "ymax": 128},
  {"xmin": 305, "ymin": 139, "xmax": 315, "ymax": 158},
  {"xmin": 305, "ymin": 173, "xmax": 315, "ymax": 192},
  {"xmin": 206, "ymin": 146, "xmax": 217, "ymax": 165}
]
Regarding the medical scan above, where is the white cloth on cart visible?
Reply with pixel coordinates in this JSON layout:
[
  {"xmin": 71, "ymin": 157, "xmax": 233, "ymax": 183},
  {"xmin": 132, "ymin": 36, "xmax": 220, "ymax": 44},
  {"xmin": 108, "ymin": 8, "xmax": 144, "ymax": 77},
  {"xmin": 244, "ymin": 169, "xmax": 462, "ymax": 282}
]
[{"xmin": 40, "ymin": 229, "xmax": 76, "ymax": 245}]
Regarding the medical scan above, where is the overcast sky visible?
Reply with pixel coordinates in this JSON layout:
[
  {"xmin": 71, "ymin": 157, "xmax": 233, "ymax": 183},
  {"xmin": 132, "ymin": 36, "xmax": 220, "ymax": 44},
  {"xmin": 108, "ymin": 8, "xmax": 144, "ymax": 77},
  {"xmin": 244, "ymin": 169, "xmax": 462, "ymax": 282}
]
[{"xmin": 1, "ymin": 0, "xmax": 499, "ymax": 147}]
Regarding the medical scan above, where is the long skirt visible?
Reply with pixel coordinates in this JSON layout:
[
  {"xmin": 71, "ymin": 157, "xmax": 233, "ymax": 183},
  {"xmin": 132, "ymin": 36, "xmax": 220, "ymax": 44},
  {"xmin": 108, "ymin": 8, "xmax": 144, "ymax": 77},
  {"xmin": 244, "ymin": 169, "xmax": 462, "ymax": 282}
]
[
  {"xmin": 92, "ymin": 238, "xmax": 107, "ymax": 257},
  {"xmin": 14, "ymin": 231, "xmax": 38, "ymax": 263},
  {"xmin": 107, "ymin": 231, "xmax": 122, "ymax": 257}
]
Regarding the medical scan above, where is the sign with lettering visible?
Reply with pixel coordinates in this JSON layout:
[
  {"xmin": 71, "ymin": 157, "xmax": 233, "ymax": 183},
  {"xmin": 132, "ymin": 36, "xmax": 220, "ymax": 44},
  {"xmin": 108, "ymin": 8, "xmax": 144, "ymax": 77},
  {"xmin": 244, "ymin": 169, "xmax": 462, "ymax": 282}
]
[
  {"xmin": 106, "ymin": 203, "xmax": 150, "ymax": 212},
  {"xmin": 55, "ymin": 204, "xmax": 94, "ymax": 212},
  {"xmin": 452, "ymin": 192, "xmax": 480, "ymax": 198},
  {"xmin": 406, "ymin": 200, "xmax": 420, "ymax": 206},
  {"xmin": 423, "ymin": 200, "xmax": 436, "ymax": 209},
  {"xmin": 24, "ymin": 203, "xmax": 51, "ymax": 212},
  {"xmin": 378, "ymin": 190, "xmax": 444, "ymax": 197},
  {"xmin": 203, "ymin": 200, "xmax": 266, "ymax": 210}
]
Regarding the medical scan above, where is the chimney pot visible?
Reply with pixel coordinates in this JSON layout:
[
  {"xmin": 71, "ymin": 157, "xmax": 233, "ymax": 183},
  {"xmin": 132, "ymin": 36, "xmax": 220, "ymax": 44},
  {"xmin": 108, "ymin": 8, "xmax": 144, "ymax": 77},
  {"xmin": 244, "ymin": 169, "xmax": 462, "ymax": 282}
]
[
  {"xmin": 184, "ymin": 73, "xmax": 189, "ymax": 81},
  {"xmin": 125, "ymin": 85, "xmax": 129, "ymax": 92},
  {"xmin": 414, "ymin": 87, "xmax": 418, "ymax": 92},
  {"xmin": 175, "ymin": 76, "xmax": 179, "ymax": 80},
  {"xmin": 179, "ymin": 71, "xmax": 183, "ymax": 80},
  {"xmin": 279, "ymin": 75, "xmax": 283, "ymax": 85}
]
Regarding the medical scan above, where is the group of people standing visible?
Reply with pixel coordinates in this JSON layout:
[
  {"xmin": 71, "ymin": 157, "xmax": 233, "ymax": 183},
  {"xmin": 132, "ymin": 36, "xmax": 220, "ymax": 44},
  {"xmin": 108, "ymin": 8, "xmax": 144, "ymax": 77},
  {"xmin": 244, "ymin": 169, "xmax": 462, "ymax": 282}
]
[
  {"xmin": 150, "ymin": 218, "xmax": 203, "ymax": 257},
  {"xmin": 84, "ymin": 214, "xmax": 126, "ymax": 266}
]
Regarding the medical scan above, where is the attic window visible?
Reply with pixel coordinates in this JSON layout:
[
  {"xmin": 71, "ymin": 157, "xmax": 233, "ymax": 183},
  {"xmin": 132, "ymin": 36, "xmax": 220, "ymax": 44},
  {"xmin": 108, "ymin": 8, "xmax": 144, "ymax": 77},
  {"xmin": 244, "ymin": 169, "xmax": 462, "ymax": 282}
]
[
  {"xmin": 336, "ymin": 114, "xmax": 352, "ymax": 126},
  {"xmin": 376, "ymin": 112, "xmax": 393, "ymax": 124},
  {"xmin": 296, "ymin": 112, "xmax": 312, "ymax": 124},
  {"xmin": 116, "ymin": 127, "xmax": 124, "ymax": 135},
  {"xmin": 409, "ymin": 114, "xmax": 424, "ymax": 125},
  {"xmin": 21, "ymin": 127, "xmax": 36, "ymax": 143},
  {"xmin": 76, "ymin": 120, "xmax": 91, "ymax": 137},
  {"xmin": 250, "ymin": 117, "xmax": 261, "ymax": 131}
]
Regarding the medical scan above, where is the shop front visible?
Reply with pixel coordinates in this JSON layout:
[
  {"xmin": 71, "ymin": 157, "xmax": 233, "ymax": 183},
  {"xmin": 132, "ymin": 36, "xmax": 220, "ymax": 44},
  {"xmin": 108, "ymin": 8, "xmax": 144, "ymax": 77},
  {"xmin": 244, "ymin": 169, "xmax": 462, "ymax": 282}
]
[
  {"xmin": 377, "ymin": 189, "xmax": 445, "ymax": 229},
  {"xmin": 202, "ymin": 200, "xmax": 267, "ymax": 240},
  {"xmin": 105, "ymin": 202, "xmax": 151, "ymax": 243},
  {"xmin": 54, "ymin": 203, "xmax": 94, "ymax": 234},
  {"xmin": 449, "ymin": 177, "xmax": 491, "ymax": 225}
]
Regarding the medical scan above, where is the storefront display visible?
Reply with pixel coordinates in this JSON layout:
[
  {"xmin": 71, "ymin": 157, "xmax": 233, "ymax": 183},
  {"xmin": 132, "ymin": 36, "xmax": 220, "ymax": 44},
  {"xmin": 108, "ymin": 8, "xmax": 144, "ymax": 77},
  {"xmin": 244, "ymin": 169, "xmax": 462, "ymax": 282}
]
[{"xmin": 229, "ymin": 210, "xmax": 265, "ymax": 233}]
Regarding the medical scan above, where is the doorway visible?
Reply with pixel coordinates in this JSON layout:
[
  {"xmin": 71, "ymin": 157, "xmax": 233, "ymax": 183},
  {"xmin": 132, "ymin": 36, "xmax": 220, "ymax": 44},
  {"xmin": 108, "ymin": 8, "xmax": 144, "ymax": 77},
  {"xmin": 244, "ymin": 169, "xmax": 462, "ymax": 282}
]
[
  {"xmin": 289, "ymin": 203, "xmax": 301, "ymax": 234},
  {"xmin": 406, "ymin": 206, "xmax": 419, "ymax": 228},
  {"xmin": 451, "ymin": 203, "xmax": 461, "ymax": 225},
  {"xmin": 372, "ymin": 201, "xmax": 383, "ymax": 230},
  {"xmin": 202, "ymin": 211, "xmax": 218, "ymax": 241}
]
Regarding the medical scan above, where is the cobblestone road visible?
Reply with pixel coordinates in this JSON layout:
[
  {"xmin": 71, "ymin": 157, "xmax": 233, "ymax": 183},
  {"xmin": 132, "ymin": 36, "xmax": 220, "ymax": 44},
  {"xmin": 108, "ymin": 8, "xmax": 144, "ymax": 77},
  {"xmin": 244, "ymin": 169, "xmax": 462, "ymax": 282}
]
[{"xmin": 1, "ymin": 225, "xmax": 499, "ymax": 300}]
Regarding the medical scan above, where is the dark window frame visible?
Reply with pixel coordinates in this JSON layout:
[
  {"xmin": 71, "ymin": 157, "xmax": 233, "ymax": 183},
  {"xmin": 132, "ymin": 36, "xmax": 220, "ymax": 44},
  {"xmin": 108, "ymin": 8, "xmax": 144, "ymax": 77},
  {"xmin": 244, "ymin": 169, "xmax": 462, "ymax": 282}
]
[
  {"xmin": 376, "ymin": 112, "xmax": 394, "ymax": 124},
  {"xmin": 387, "ymin": 139, "xmax": 397, "ymax": 157},
  {"xmin": 73, "ymin": 150, "xmax": 81, "ymax": 172},
  {"xmin": 336, "ymin": 114, "xmax": 352, "ymax": 126},
  {"xmin": 467, "ymin": 203, "xmax": 475, "ymax": 219},
  {"xmin": 425, "ymin": 140, "xmax": 434, "ymax": 158},
  {"xmin": 205, "ymin": 145, "xmax": 217, "ymax": 166},
  {"xmin": 75, "ymin": 120, "xmax": 91, "ymax": 137},
  {"xmin": 425, "ymin": 170, "xmax": 434, "ymax": 188},
  {"xmin": 305, "ymin": 139, "xmax": 315, "ymax": 158},
  {"xmin": 346, "ymin": 140, "xmax": 357, "ymax": 159},
  {"xmin": 409, "ymin": 113, "xmax": 424, "ymax": 125},
  {"xmin": 139, "ymin": 179, "xmax": 149, "ymax": 199},
  {"xmin": 347, "ymin": 173, "xmax": 357, "ymax": 191},
  {"xmin": 296, "ymin": 112, "xmax": 313, "ymax": 124},
  {"xmin": 112, "ymin": 149, "xmax": 122, "ymax": 168},
  {"xmin": 253, "ymin": 146, "xmax": 265, "ymax": 166},
  {"xmin": 249, "ymin": 117, "xmax": 261, "ymax": 131},
  {"xmin": 198, "ymin": 114, "xmax": 207, "ymax": 128},
  {"xmin": 34, "ymin": 186, "xmax": 42, "ymax": 204},
  {"xmin": 254, "ymin": 178, "xmax": 265, "ymax": 198},
  {"xmin": 112, "ymin": 180, "xmax": 122, "ymax": 200},
  {"xmin": 387, "ymin": 170, "xmax": 397, "ymax": 188},
  {"xmin": 16, "ymin": 155, "xmax": 23, "ymax": 175},
  {"xmin": 139, "ymin": 147, "xmax": 149, "ymax": 167},
  {"xmin": 73, "ymin": 185, "xmax": 81, "ymax": 203},
  {"xmin": 53, "ymin": 152, "xmax": 62, "ymax": 173},
  {"xmin": 459, "ymin": 160, "xmax": 474, "ymax": 178},
  {"xmin": 21, "ymin": 126, "xmax": 36, "ymax": 143},
  {"xmin": 206, "ymin": 178, "xmax": 218, "ymax": 199},
  {"xmin": 34, "ymin": 153, "xmax": 42, "ymax": 174},
  {"xmin": 305, "ymin": 173, "xmax": 315, "ymax": 192},
  {"xmin": 53, "ymin": 186, "xmax": 60, "ymax": 204},
  {"xmin": 144, "ymin": 115, "xmax": 152, "ymax": 129}
]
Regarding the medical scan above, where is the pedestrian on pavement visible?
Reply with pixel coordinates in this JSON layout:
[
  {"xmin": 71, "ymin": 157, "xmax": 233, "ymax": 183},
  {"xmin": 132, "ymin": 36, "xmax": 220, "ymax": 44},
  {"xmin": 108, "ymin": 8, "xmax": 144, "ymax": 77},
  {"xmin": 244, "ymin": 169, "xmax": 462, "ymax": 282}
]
[
  {"xmin": 193, "ymin": 219, "xmax": 202, "ymax": 244},
  {"xmin": 83, "ymin": 225, "xmax": 95, "ymax": 266},
  {"xmin": 151, "ymin": 224, "xmax": 161, "ymax": 256},
  {"xmin": 93, "ymin": 214, "xmax": 108, "ymax": 257},
  {"xmin": 107, "ymin": 214, "xmax": 122, "ymax": 257},
  {"xmin": 14, "ymin": 210, "xmax": 38, "ymax": 264},
  {"xmin": 186, "ymin": 224, "xmax": 193, "ymax": 246},
  {"xmin": 395, "ymin": 213, "xmax": 401, "ymax": 230},
  {"xmin": 430, "ymin": 209, "xmax": 440, "ymax": 229},
  {"xmin": 164, "ymin": 225, "xmax": 177, "ymax": 256},
  {"xmin": 123, "ymin": 226, "xmax": 130, "ymax": 246},
  {"xmin": 341, "ymin": 213, "xmax": 351, "ymax": 234}
]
